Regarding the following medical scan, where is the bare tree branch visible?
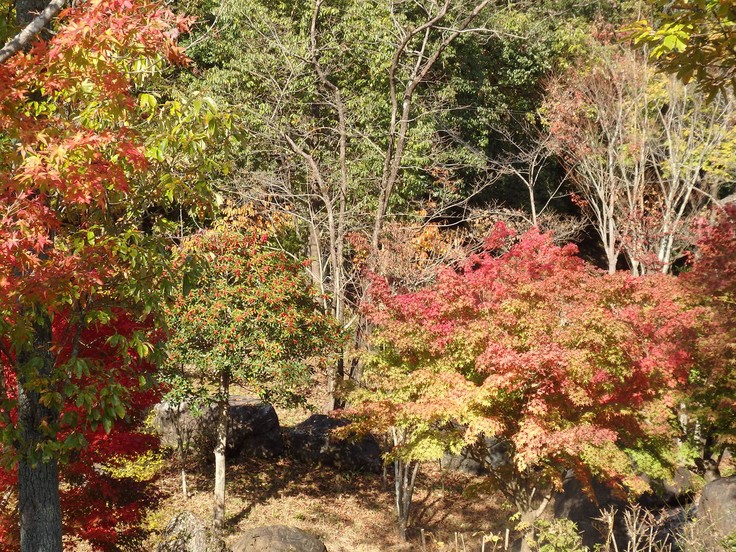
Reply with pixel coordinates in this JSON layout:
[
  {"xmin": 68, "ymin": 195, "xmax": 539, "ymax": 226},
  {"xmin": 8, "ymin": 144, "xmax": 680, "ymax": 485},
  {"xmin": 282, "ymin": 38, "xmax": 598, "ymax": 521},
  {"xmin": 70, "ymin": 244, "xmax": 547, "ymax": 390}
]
[{"xmin": 0, "ymin": 0, "xmax": 66, "ymax": 64}]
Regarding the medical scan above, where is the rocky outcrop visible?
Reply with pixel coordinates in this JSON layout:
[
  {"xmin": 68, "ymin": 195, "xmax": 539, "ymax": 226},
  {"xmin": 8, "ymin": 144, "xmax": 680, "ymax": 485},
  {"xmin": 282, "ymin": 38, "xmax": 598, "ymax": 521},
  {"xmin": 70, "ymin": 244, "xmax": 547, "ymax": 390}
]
[
  {"xmin": 225, "ymin": 397, "xmax": 284, "ymax": 459},
  {"xmin": 230, "ymin": 525, "xmax": 327, "ymax": 552},
  {"xmin": 637, "ymin": 467, "xmax": 697, "ymax": 509},
  {"xmin": 152, "ymin": 397, "xmax": 284, "ymax": 460},
  {"xmin": 695, "ymin": 475, "xmax": 736, "ymax": 546},
  {"xmin": 440, "ymin": 437, "xmax": 509, "ymax": 475},
  {"xmin": 553, "ymin": 472, "xmax": 628, "ymax": 551},
  {"xmin": 155, "ymin": 511, "xmax": 225, "ymax": 552},
  {"xmin": 286, "ymin": 414, "xmax": 381, "ymax": 473}
]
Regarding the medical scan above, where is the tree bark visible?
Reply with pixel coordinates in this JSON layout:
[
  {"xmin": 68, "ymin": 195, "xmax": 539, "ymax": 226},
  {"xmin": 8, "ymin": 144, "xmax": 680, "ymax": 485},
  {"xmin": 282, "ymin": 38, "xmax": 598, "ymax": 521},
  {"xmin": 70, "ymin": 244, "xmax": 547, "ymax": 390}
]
[
  {"xmin": 178, "ymin": 435, "xmax": 188, "ymax": 499},
  {"xmin": 2, "ymin": 0, "xmax": 65, "ymax": 63},
  {"xmin": 212, "ymin": 370, "xmax": 230, "ymax": 535},
  {"xmin": 391, "ymin": 427, "xmax": 419, "ymax": 541},
  {"xmin": 18, "ymin": 458, "xmax": 62, "ymax": 552},
  {"xmin": 16, "ymin": 315, "xmax": 62, "ymax": 552},
  {"xmin": 516, "ymin": 490, "xmax": 550, "ymax": 552},
  {"xmin": 175, "ymin": 403, "xmax": 188, "ymax": 499}
]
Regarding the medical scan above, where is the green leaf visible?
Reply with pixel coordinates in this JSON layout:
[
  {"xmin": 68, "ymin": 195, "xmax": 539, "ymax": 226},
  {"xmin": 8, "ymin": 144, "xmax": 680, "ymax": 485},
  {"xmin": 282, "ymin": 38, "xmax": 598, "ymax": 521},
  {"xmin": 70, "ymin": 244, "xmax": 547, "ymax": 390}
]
[{"xmin": 139, "ymin": 93, "xmax": 158, "ymax": 110}]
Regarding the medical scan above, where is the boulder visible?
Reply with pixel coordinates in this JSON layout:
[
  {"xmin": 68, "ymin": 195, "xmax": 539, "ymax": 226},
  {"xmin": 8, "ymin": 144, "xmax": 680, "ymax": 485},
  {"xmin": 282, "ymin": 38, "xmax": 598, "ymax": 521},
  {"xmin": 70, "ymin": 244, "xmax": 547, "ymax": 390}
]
[
  {"xmin": 440, "ymin": 437, "xmax": 509, "ymax": 475},
  {"xmin": 553, "ymin": 471, "xmax": 628, "ymax": 551},
  {"xmin": 696, "ymin": 475, "xmax": 736, "ymax": 543},
  {"xmin": 231, "ymin": 525, "xmax": 327, "ymax": 552},
  {"xmin": 152, "ymin": 397, "xmax": 283, "ymax": 460},
  {"xmin": 440, "ymin": 449, "xmax": 485, "ymax": 475},
  {"xmin": 286, "ymin": 414, "xmax": 381, "ymax": 473},
  {"xmin": 226, "ymin": 397, "xmax": 284, "ymax": 459},
  {"xmin": 637, "ymin": 467, "xmax": 697, "ymax": 509},
  {"xmin": 153, "ymin": 401, "xmax": 199, "ymax": 449},
  {"xmin": 155, "ymin": 511, "xmax": 225, "ymax": 552}
]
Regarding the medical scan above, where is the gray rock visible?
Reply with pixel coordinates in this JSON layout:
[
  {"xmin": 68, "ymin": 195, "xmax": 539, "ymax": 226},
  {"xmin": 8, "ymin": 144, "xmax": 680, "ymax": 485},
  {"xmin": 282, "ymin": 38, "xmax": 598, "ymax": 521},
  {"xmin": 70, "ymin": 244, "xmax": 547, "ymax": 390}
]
[
  {"xmin": 231, "ymin": 525, "xmax": 327, "ymax": 552},
  {"xmin": 652, "ymin": 505, "xmax": 691, "ymax": 546},
  {"xmin": 155, "ymin": 511, "xmax": 225, "ymax": 552},
  {"xmin": 696, "ymin": 475, "xmax": 736, "ymax": 542},
  {"xmin": 638, "ymin": 467, "xmax": 697, "ymax": 509},
  {"xmin": 440, "ymin": 449, "xmax": 485, "ymax": 475},
  {"xmin": 286, "ymin": 414, "xmax": 381, "ymax": 473},
  {"xmin": 152, "ymin": 397, "xmax": 284, "ymax": 461},
  {"xmin": 553, "ymin": 471, "xmax": 628, "ymax": 551},
  {"xmin": 226, "ymin": 397, "xmax": 284, "ymax": 460},
  {"xmin": 440, "ymin": 437, "xmax": 509, "ymax": 475},
  {"xmin": 695, "ymin": 457, "xmax": 722, "ymax": 483},
  {"xmin": 152, "ymin": 401, "xmax": 199, "ymax": 450}
]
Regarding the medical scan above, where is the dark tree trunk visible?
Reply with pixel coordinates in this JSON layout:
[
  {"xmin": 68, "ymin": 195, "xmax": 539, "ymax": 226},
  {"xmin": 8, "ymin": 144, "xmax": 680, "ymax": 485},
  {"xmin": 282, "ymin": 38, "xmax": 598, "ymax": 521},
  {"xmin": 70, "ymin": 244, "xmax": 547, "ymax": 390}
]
[
  {"xmin": 325, "ymin": 356, "xmax": 345, "ymax": 412},
  {"xmin": 18, "ymin": 458, "xmax": 62, "ymax": 552},
  {"xmin": 393, "ymin": 457, "xmax": 418, "ymax": 541},
  {"xmin": 16, "ymin": 315, "xmax": 62, "ymax": 552}
]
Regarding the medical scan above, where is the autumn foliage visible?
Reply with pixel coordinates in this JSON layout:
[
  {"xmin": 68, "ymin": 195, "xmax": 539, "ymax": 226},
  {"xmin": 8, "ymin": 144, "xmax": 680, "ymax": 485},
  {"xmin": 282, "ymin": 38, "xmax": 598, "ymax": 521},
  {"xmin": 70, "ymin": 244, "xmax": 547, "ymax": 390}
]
[
  {"xmin": 681, "ymin": 206, "xmax": 736, "ymax": 457},
  {"xmin": 0, "ymin": 0, "xmax": 201, "ymax": 439},
  {"xmin": 349, "ymin": 225, "xmax": 704, "ymax": 522},
  {"xmin": 166, "ymin": 227, "xmax": 341, "ymax": 405},
  {"xmin": 0, "ymin": 0, "xmax": 224, "ymax": 549},
  {"xmin": 0, "ymin": 0, "xmax": 191, "ymax": 312},
  {"xmin": 0, "ymin": 313, "xmax": 162, "ymax": 550}
]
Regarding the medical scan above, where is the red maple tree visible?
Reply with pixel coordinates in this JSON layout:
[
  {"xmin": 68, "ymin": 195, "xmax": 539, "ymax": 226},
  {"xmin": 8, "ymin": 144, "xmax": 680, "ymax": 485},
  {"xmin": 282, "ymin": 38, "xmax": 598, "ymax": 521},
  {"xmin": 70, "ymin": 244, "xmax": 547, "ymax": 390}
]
[
  {"xmin": 680, "ymin": 205, "xmax": 736, "ymax": 474},
  {"xmin": 349, "ymin": 225, "xmax": 703, "ymax": 548},
  {"xmin": 0, "ymin": 313, "xmax": 162, "ymax": 550}
]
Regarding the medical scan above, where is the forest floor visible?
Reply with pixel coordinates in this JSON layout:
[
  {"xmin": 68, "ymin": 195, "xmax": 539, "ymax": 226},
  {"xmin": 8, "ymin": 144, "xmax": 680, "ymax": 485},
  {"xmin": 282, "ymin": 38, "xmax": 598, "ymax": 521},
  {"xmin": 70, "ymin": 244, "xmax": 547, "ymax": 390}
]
[{"xmin": 143, "ymin": 407, "xmax": 515, "ymax": 552}]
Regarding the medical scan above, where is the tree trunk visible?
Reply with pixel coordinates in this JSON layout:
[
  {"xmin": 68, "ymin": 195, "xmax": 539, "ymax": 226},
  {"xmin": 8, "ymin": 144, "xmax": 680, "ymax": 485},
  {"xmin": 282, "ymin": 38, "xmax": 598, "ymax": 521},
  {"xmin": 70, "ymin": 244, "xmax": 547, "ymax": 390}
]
[
  {"xmin": 17, "ymin": 457, "xmax": 62, "ymax": 552},
  {"xmin": 16, "ymin": 315, "xmax": 62, "ymax": 552},
  {"xmin": 212, "ymin": 371, "xmax": 230, "ymax": 535},
  {"xmin": 391, "ymin": 428, "xmax": 419, "ymax": 542},
  {"xmin": 515, "ymin": 494, "xmax": 551, "ymax": 552},
  {"xmin": 518, "ymin": 530, "xmax": 534, "ymax": 552},
  {"xmin": 170, "ymin": 402, "xmax": 189, "ymax": 499},
  {"xmin": 324, "ymin": 356, "xmax": 345, "ymax": 412},
  {"xmin": 177, "ymin": 432, "xmax": 188, "ymax": 499},
  {"xmin": 394, "ymin": 458, "xmax": 411, "ymax": 541},
  {"xmin": 12, "ymin": 8, "xmax": 63, "ymax": 544}
]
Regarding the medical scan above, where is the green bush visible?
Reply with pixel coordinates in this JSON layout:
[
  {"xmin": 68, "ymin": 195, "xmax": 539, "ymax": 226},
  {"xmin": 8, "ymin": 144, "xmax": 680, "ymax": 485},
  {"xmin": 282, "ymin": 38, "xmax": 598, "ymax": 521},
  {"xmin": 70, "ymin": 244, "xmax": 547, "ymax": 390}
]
[{"xmin": 533, "ymin": 519, "xmax": 589, "ymax": 552}]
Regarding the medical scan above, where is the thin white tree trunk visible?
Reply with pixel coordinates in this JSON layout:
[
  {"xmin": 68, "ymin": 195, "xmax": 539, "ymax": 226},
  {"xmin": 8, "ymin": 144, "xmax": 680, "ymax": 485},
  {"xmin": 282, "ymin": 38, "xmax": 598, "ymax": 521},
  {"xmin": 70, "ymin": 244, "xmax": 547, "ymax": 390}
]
[
  {"xmin": 212, "ymin": 371, "xmax": 230, "ymax": 534},
  {"xmin": 177, "ymin": 432, "xmax": 188, "ymax": 499}
]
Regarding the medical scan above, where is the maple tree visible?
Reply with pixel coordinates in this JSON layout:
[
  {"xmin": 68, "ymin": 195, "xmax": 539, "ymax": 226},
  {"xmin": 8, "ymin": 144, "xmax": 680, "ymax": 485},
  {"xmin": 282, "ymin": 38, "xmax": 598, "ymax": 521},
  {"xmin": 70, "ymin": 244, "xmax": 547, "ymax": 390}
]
[
  {"xmin": 0, "ymin": 313, "xmax": 163, "ymax": 550},
  {"xmin": 679, "ymin": 205, "xmax": 736, "ymax": 475},
  {"xmin": 165, "ymin": 225, "xmax": 340, "ymax": 534},
  {"xmin": 0, "ymin": 1, "xmax": 229, "ymax": 550},
  {"xmin": 347, "ymin": 226, "xmax": 702, "ymax": 549}
]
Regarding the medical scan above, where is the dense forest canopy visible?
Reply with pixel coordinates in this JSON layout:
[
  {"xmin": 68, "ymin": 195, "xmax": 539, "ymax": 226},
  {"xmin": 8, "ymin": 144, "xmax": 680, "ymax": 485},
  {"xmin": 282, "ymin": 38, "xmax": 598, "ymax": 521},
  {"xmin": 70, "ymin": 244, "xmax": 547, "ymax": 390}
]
[{"xmin": 0, "ymin": 0, "xmax": 735, "ymax": 551}]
